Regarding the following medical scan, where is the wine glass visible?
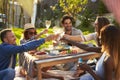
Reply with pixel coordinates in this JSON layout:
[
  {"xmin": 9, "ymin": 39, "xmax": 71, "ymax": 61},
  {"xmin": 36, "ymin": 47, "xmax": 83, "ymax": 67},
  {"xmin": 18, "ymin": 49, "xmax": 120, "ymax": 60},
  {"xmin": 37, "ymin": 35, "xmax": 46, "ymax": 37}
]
[
  {"xmin": 52, "ymin": 26, "xmax": 65, "ymax": 49},
  {"xmin": 45, "ymin": 20, "xmax": 51, "ymax": 36},
  {"xmin": 45, "ymin": 20, "xmax": 51, "ymax": 29},
  {"xmin": 53, "ymin": 26, "xmax": 59, "ymax": 34},
  {"xmin": 53, "ymin": 26, "xmax": 65, "ymax": 41}
]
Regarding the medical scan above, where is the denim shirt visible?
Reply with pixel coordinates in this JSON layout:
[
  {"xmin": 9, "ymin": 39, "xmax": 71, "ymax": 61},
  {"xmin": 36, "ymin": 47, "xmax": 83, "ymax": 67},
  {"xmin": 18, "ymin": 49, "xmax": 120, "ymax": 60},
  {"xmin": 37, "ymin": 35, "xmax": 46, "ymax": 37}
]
[{"xmin": 0, "ymin": 38, "xmax": 45, "ymax": 71}]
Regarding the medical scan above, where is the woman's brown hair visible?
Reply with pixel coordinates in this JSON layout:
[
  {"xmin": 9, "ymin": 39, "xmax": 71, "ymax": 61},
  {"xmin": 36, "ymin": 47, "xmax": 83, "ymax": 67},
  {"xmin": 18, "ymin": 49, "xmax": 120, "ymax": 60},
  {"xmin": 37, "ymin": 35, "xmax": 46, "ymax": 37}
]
[
  {"xmin": 100, "ymin": 25, "xmax": 120, "ymax": 80},
  {"xmin": 95, "ymin": 16, "xmax": 110, "ymax": 46}
]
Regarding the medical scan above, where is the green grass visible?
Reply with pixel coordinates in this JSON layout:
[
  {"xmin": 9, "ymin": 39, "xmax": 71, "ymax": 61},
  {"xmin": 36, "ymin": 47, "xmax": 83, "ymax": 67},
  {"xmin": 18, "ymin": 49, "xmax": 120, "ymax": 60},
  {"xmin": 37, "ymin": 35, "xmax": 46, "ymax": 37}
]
[{"xmin": 12, "ymin": 28, "xmax": 23, "ymax": 45}]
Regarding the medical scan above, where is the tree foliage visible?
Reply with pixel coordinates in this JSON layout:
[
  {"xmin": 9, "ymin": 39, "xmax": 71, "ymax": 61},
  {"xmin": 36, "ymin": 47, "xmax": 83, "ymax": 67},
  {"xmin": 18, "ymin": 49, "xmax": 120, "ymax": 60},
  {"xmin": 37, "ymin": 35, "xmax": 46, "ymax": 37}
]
[
  {"xmin": 59, "ymin": 0, "xmax": 88, "ymax": 18},
  {"xmin": 0, "ymin": 0, "xmax": 3, "ymax": 13},
  {"xmin": 98, "ymin": 0, "xmax": 109, "ymax": 15}
]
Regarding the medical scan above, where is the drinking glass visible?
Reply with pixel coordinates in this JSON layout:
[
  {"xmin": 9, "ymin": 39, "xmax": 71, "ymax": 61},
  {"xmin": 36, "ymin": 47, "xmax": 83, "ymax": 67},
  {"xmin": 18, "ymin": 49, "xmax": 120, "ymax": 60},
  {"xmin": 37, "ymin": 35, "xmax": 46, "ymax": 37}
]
[
  {"xmin": 45, "ymin": 20, "xmax": 51, "ymax": 36},
  {"xmin": 45, "ymin": 20, "xmax": 51, "ymax": 29},
  {"xmin": 53, "ymin": 26, "xmax": 65, "ymax": 41}
]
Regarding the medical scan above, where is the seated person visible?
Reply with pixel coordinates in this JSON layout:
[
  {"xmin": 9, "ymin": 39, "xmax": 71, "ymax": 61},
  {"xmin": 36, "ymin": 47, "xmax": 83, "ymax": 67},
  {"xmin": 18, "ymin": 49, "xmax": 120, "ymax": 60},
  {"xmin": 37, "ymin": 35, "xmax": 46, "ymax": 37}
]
[
  {"xmin": 0, "ymin": 28, "xmax": 62, "ymax": 80},
  {"xmin": 73, "ymin": 25, "xmax": 120, "ymax": 80},
  {"xmin": 18, "ymin": 23, "xmax": 64, "ymax": 80},
  {"xmin": 61, "ymin": 15, "xmax": 84, "ymax": 45},
  {"xmin": 53, "ymin": 15, "xmax": 84, "ymax": 71}
]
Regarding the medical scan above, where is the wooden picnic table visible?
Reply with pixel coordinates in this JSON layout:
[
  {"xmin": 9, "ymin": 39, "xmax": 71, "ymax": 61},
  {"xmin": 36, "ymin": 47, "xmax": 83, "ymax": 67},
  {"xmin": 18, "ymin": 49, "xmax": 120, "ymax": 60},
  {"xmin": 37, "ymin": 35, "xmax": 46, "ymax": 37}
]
[{"xmin": 31, "ymin": 52, "xmax": 101, "ymax": 80}]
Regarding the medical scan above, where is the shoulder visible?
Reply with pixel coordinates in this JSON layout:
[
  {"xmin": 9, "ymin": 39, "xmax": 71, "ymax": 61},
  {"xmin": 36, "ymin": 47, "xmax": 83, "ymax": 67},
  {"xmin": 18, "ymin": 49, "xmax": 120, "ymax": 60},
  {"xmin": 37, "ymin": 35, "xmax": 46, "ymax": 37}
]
[
  {"xmin": 72, "ymin": 27, "xmax": 83, "ymax": 35},
  {"xmin": 104, "ymin": 55, "xmax": 113, "ymax": 65},
  {"xmin": 103, "ymin": 54, "xmax": 114, "ymax": 80},
  {"xmin": 72, "ymin": 27, "xmax": 81, "ymax": 31},
  {"xmin": 20, "ymin": 39, "xmax": 26, "ymax": 44},
  {"xmin": 0, "ymin": 43, "xmax": 16, "ymax": 51},
  {"xmin": 104, "ymin": 55, "xmax": 114, "ymax": 71},
  {"xmin": 0, "ymin": 43, "xmax": 11, "ymax": 47}
]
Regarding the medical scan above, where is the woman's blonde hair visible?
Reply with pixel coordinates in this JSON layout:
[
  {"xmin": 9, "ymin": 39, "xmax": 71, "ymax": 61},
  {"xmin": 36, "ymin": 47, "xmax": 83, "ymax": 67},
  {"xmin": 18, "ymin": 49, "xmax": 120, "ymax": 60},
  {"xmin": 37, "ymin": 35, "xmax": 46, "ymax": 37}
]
[{"xmin": 100, "ymin": 24, "xmax": 120, "ymax": 80}]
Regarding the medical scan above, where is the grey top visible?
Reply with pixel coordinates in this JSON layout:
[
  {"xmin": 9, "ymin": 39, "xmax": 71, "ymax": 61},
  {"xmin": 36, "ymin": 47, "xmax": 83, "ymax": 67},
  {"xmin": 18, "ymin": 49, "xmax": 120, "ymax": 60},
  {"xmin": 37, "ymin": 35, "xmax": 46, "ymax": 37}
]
[{"xmin": 71, "ymin": 27, "xmax": 83, "ymax": 36}]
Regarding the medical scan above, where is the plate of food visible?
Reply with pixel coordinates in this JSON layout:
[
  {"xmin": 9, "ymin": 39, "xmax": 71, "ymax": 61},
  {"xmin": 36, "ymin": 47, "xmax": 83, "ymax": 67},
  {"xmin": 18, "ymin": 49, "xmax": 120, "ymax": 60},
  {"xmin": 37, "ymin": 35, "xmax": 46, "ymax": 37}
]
[{"xmin": 34, "ymin": 51, "xmax": 50, "ymax": 59}]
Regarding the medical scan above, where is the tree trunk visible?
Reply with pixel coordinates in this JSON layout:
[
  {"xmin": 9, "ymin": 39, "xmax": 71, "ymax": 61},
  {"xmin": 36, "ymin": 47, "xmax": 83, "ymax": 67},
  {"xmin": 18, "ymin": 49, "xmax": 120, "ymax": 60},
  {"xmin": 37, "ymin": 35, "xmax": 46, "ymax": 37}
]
[
  {"xmin": 7, "ymin": 0, "xmax": 10, "ymax": 27},
  {"xmin": 19, "ymin": 6, "xmax": 24, "ymax": 28},
  {"xmin": 12, "ymin": 0, "xmax": 15, "ymax": 27}
]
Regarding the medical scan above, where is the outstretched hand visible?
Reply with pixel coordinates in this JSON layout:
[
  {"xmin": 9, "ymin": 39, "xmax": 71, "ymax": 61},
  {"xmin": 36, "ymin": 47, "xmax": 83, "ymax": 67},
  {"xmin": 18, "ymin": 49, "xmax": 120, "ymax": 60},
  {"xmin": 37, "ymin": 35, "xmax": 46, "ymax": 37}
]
[
  {"xmin": 79, "ymin": 63, "xmax": 91, "ymax": 72},
  {"xmin": 62, "ymin": 34, "xmax": 70, "ymax": 40},
  {"xmin": 41, "ymin": 29, "xmax": 48, "ymax": 34},
  {"xmin": 45, "ymin": 34, "xmax": 60, "ymax": 42}
]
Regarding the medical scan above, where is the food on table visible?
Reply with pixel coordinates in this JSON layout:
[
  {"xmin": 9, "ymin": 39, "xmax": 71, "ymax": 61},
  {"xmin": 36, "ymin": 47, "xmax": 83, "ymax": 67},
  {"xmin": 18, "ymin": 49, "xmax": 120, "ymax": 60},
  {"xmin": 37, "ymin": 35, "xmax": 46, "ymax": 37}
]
[
  {"xmin": 55, "ymin": 45, "xmax": 64, "ymax": 50},
  {"xmin": 34, "ymin": 52, "xmax": 49, "ymax": 59},
  {"xmin": 60, "ymin": 50, "xmax": 68, "ymax": 55},
  {"xmin": 71, "ymin": 50, "xmax": 78, "ymax": 54},
  {"xmin": 35, "ymin": 51, "xmax": 46, "ymax": 55},
  {"xmin": 60, "ymin": 49, "xmax": 78, "ymax": 55},
  {"xmin": 49, "ymin": 50, "xmax": 59, "ymax": 56}
]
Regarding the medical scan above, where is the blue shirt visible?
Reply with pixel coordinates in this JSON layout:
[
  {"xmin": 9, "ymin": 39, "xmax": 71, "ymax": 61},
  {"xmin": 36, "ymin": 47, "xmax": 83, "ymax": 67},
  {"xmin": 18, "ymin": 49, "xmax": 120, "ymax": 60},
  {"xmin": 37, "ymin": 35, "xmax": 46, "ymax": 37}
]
[{"xmin": 0, "ymin": 38, "xmax": 45, "ymax": 71}]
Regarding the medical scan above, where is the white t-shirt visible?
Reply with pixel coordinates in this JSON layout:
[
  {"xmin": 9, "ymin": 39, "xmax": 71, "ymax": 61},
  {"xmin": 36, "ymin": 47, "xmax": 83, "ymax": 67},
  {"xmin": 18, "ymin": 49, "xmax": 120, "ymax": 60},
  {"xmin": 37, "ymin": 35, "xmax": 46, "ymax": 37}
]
[
  {"xmin": 84, "ymin": 32, "xmax": 97, "ymax": 42},
  {"xmin": 81, "ymin": 32, "xmax": 98, "ymax": 46}
]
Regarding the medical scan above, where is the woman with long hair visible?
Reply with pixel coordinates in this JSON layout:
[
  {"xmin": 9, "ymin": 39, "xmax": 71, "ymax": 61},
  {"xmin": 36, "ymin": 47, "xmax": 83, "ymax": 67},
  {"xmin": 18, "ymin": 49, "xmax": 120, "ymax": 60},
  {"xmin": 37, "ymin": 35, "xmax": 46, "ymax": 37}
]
[
  {"xmin": 77, "ymin": 25, "xmax": 120, "ymax": 80},
  {"xmin": 100, "ymin": 25, "xmax": 120, "ymax": 80}
]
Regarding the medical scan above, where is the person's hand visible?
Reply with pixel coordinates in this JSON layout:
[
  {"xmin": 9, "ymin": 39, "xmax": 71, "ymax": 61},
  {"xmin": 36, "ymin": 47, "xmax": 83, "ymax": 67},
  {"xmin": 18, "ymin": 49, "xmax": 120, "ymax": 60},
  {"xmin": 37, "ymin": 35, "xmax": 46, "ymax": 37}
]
[
  {"xmin": 73, "ymin": 65, "xmax": 85, "ymax": 77},
  {"xmin": 28, "ymin": 49, "xmax": 37, "ymax": 54},
  {"xmin": 62, "ymin": 34, "xmax": 70, "ymax": 39},
  {"xmin": 53, "ymin": 40, "xmax": 59, "ymax": 46},
  {"xmin": 45, "ymin": 34, "xmax": 59, "ymax": 42},
  {"xmin": 35, "ymin": 29, "xmax": 48, "ymax": 39},
  {"xmin": 41, "ymin": 29, "xmax": 48, "ymax": 34},
  {"xmin": 79, "ymin": 63, "xmax": 91, "ymax": 72},
  {"xmin": 60, "ymin": 34, "xmax": 68, "ymax": 41}
]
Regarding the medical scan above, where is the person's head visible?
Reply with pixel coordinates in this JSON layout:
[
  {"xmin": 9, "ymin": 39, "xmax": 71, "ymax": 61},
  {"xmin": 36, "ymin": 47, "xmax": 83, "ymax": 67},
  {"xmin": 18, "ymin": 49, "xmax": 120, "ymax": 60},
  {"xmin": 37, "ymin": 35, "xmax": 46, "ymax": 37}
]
[
  {"xmin": 0, "ymin": 29, "xmax": 16, "ymax": 44},
  {"xmin": 100, "ymin": 25, "xmax": 120, "ymax": 79},
  {"xmin": 94, "ymin": 16, "xmax": 110, "ymax": 36},
  {"xmin": 23, "ymin": 23, "xmax": 37, "ymax": 40},
  {"xmin": 61, "ymin": 15, "xmax": 74, "ymax": 31}
]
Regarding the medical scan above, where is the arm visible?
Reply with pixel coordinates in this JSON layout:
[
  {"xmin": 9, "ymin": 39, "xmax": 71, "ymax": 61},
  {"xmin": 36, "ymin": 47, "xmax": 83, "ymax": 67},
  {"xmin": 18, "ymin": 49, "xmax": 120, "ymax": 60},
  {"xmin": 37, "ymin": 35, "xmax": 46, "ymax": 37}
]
[
  {"xmin": 64, "ymin": 38, "xmax": 101, "ymax": 53},
  {"xmin": 104, "ymin": 57, "xmax": 114, "ymax": 80},
  {"xmin": 20, "ymin": 29, "xmax": 48, "ymax": 44},
  {"xmin": 5, "ymin": 38, "xmax": 45, "ymax": 54},
  {"xmin": 63, "ymin": 34, "xmax": 83, "ymax": 42},
  {"xmin": 79, "ymin": 63, "xmax": 101, "ymax": 80},
  {"xmin": 35, "ymin": 29, "xmax": 48, "ymax": 39},
  {"xmin": 5, "ymin": 34, "xmax": 59, "ymax": 54}
]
